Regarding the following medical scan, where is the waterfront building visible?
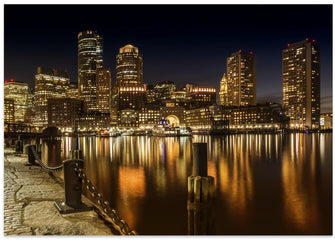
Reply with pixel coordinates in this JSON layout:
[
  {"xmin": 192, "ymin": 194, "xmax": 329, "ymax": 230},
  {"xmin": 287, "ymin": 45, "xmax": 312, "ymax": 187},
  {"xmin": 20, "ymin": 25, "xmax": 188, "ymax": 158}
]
[
  {"xmin": 66, "ymin": 84, "xmax": 79, "ymax": 99},
  {"xmin": 4, "ymin": 98, "xmax": 15, "ymax": 123},
  {"xmin": 224, "ymin": 103, "xmax": 289, "ymax": 131},
  {"xmin": 226, "ymin": 50, "xmax": 256, "ymax": 106},
  {"xmin": 219, "ymin": 73, "xmax": 228, "ymax": 105},
  {"xmin": 78, "ymin": 30, "xmax": 103, "ymax": 112},
  {"xmin": 119, "ymin": 109, "xmax": 139, "ymax": 128},
  {"xmin": 160, "ymin": 105, "xmax": 186, "ymax": 127},
  {"xmin": 185, "ymin": 103, "xmax": 288, "ymax": 133},
  {"xmin": 4, "ymin": 80, "xmax": 29, "ymax": 123},
  {"xmin": 34, "ymin": 67, "xmax": 70, "ymax": 127},
  {"xmin": 139, "ymin": 107, "xmax": 161, "ymax": 128},
  {"xmin": 282, "ymin": 39, "xmax": 320, "ymax": 129},
  {"xmin": 76, "ymin": 111, "xmax": 110, "ymax": 132},
  {"xmin": 96, "ymin": 68, "xmax": 112, "ymax": 114},
  {"xmin": 320, "ymin": 112, "xmax": 332, "ymax": 130},
  {"xmin": 184, "ymin": 105, "xmax": 228, "ymax": 134},
  {"xmin": 47, "ymin": 98, "xmax": 83, "ymax": 132}
]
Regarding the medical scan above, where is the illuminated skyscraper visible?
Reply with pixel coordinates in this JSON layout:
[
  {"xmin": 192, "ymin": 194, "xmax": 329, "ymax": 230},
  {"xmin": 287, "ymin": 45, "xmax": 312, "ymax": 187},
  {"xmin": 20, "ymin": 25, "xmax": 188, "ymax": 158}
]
[
  {"xmin": 113, "ymin": 44, "xmax": 145, "ymax": 125},
  {"xmin": 282, "ymin": 39, "xmax": 320, "ymax": 129},
  {"xmin": 226, "ymin": 51, "xmax": 256, "ymax": 106},
  {"xmin": 219, "ymin": 73, "xmax": 228, "ymax": 105},
  {"xmin": 78, "ymin": 30, "xmax": 103, "ymax": 112},
  {"xmin": 115, "ymin": 44, "xmax": 143, "ymax": 87},
  {"xmin": 96, "ymin": 68, "xmax": 111, "ymax": 114},
  {"xmin": 34, "ymin": 67, "xmax": 70, "ymax": 127},
  {"xmin": 4, "ymin": 80, "xmax": 29, "ymax": 123}
]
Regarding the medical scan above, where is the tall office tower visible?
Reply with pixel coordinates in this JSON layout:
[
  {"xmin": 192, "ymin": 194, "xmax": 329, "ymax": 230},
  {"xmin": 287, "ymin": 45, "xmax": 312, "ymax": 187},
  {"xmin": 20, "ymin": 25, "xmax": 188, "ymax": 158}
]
[
  {"xmin": 282, "ymin": 39, "xmax": 320, "ymax": 129},
  {"xmin": 226, "ymin": 50, "xmax": 256, "ymax": 106},
  {"xmin": 115, "ymin": 44, "xmax": 143, "ymax": 87},
  {"xmin": 219, "ymin": 73, "xmax": 228, "ymax": 105},
  {"xmin": 78, "ymin": 30, "xmax": 103, "ymax": 112},
  {"xmin": 4, "ymin": 80, "xmax": 29, "ymax": 123},
  {"xmin": 113, "ymin": 44, "xmax": 145, "ymax": 118},
  {"xmin": 34, "ymin": 67, "xmax": 70, "ymax": 127},
  {"xmin": 96, "ymin": 68, "xmax": 111, "ymax": 114}
]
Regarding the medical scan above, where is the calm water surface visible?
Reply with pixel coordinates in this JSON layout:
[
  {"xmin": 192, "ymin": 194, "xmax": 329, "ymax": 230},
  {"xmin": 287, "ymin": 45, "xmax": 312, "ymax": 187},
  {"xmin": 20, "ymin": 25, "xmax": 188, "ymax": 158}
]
[{"xmin": 59, "ymin": 133, "xmax": 332, "ymax": 235}]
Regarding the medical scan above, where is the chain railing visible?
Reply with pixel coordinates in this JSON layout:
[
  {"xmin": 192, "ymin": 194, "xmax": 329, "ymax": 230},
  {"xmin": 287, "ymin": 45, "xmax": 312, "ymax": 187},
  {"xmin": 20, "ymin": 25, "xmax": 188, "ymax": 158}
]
[
  {"xmin": 26, "ymin": 144, "xmax": 136, "ymax": 235},
  {"xmin": 31, "ymin": 146, "xmax": 64, "ymax": 171},
  {"xmin": 74, "ymin": 161, "xmax": 137, "ymax": 235}
]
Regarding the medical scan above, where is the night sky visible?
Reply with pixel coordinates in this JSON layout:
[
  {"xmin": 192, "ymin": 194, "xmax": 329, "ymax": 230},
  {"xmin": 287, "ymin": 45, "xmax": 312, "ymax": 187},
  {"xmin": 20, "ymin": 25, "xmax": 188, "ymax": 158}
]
[{"xmin": 4, "ymin": 5, "xmax": 333, "ymax": 112}]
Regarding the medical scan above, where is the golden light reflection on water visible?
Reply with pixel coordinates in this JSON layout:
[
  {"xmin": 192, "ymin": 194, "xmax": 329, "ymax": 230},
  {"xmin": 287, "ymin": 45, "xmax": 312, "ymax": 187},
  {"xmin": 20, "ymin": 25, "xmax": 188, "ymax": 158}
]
[
  {"xmin": 281, "ymin": 133, "xmax": 323, "ymax": 233},
  {"xmin": 57, "ymin": 133, "xmax": 331, "ymax": 234}
]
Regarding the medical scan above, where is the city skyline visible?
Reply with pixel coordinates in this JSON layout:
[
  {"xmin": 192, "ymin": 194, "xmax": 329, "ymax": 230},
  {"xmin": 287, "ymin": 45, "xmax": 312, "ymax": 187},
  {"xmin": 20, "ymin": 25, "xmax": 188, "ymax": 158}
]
[{"xmin": 4, "ymin": 5, "xmax": 332, "ymax": 112}]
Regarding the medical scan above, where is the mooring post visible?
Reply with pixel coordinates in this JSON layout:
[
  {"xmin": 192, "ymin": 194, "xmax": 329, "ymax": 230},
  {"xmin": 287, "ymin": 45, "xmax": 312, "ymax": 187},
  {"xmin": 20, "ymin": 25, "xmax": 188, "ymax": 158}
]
[
  {"xmin": 25, "ymin": 145, "xmax": 39, "ymax": 166},
  {"xmin": 187, "ymin": 142, "xmax": 215, "ymax": 235},
  {"xmin": 54, "ymin": 159, "xmax": 92, "ymax": 214},
  {"xmin": 15, "ymin": 138, "xmax": 23, "ymax": 154}
]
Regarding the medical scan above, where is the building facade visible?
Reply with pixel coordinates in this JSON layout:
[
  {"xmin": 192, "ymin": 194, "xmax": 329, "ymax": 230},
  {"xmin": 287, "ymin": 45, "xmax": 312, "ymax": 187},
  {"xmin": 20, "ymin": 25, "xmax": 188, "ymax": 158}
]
[
  {"xmin": 154, "ymin": 80, "xmax": 176, "ymax": 102},
  {"xmin": 226, "ymin": 51, "xmax": 256, "ymax": 106},
  {"xmin": 189, "ymin": 86, "xmax": 216, "ymax": 109},
  {"xmin": 4, "ymin": 98, "xmax": 15, "ymax": 123},
  {"xmin": 283, "ymin": 39, "xmax": 320, "ymax": 129},
  {"xmin": 320, "ymin": 112, "xmax": 332, "ymax": 130},
  {"xmin": 78, "ymin": 30, "xmax": 103, "ymax": 112},
  {"xmin": 4, "ymin": 80, "xmax": 29, "ymax": 123},
  {"xmin": 96, "ymin": 68, "xmax": 112, "ymax": 114},
  {"xmin": 224, "ymin": 103, "xmax": 289, "ymax": 131},
  {"xmin": 66, "ymin": 84, "xmax": 79, "ymax": 99},
  {"xmin": 34, "ymin": 67, "xmax": 70, "ymax": 127},
  {"xmin": 47, "ymin": 98, "xmax": 83, "ymax": 132}
]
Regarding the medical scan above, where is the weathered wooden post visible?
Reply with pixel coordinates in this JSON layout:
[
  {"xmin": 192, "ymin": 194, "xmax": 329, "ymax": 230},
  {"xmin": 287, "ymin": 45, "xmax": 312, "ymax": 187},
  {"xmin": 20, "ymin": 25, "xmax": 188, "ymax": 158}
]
[{"xmin": 187, "ymin": 142, "xmax": 215, "ymax": 235}]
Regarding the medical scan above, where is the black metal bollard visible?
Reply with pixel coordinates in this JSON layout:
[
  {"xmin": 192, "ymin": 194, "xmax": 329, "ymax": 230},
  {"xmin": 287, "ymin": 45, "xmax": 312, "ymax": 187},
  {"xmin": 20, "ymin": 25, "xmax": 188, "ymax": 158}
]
[
  {"xmin": 54, "ymin": 159, "xmax": 92, "ymax": 214},
  {"xmin": 5, "ymin": 138, "xmax": 10, "ymax": 148},
  {"xmin": 15, "ymin": 140, "xmax": 23, "ymax": 154},
  {"xmin": 193, "ymin": 143, "xmax": 207, "ymax": 177},
  {"xmin": 25, "ymin": 145, "xmax": 39, "ymax": 166}
]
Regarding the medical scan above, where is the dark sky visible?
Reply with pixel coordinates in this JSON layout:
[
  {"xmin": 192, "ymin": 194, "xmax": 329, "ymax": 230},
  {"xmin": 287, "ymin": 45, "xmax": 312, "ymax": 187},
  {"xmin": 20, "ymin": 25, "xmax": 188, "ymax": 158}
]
[{"xmin": 4, "ymin": 4, "xmax": 333, "ymax": 112}]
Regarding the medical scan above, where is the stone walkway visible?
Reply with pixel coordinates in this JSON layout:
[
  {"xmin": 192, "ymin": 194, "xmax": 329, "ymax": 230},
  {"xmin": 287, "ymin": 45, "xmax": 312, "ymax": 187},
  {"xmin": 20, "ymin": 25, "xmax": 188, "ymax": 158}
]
[{"xmin": 4, "ymin": 148, "xmax": 114, "ymax": 235}]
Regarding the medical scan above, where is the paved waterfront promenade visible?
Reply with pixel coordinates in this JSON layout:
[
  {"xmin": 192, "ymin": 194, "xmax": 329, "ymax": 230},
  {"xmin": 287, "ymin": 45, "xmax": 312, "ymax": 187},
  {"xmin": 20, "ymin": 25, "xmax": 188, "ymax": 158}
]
[{"xmin": 4, "ymin": 148, "xmax": 114, "ymax": 235}]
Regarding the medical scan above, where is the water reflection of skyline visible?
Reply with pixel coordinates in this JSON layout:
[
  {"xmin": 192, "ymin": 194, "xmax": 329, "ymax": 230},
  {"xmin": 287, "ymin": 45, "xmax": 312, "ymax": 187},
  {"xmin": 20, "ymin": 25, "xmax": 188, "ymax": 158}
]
[{"xmin": 59, "ymin": 133, "xmax": 331, "ymax": 235}]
